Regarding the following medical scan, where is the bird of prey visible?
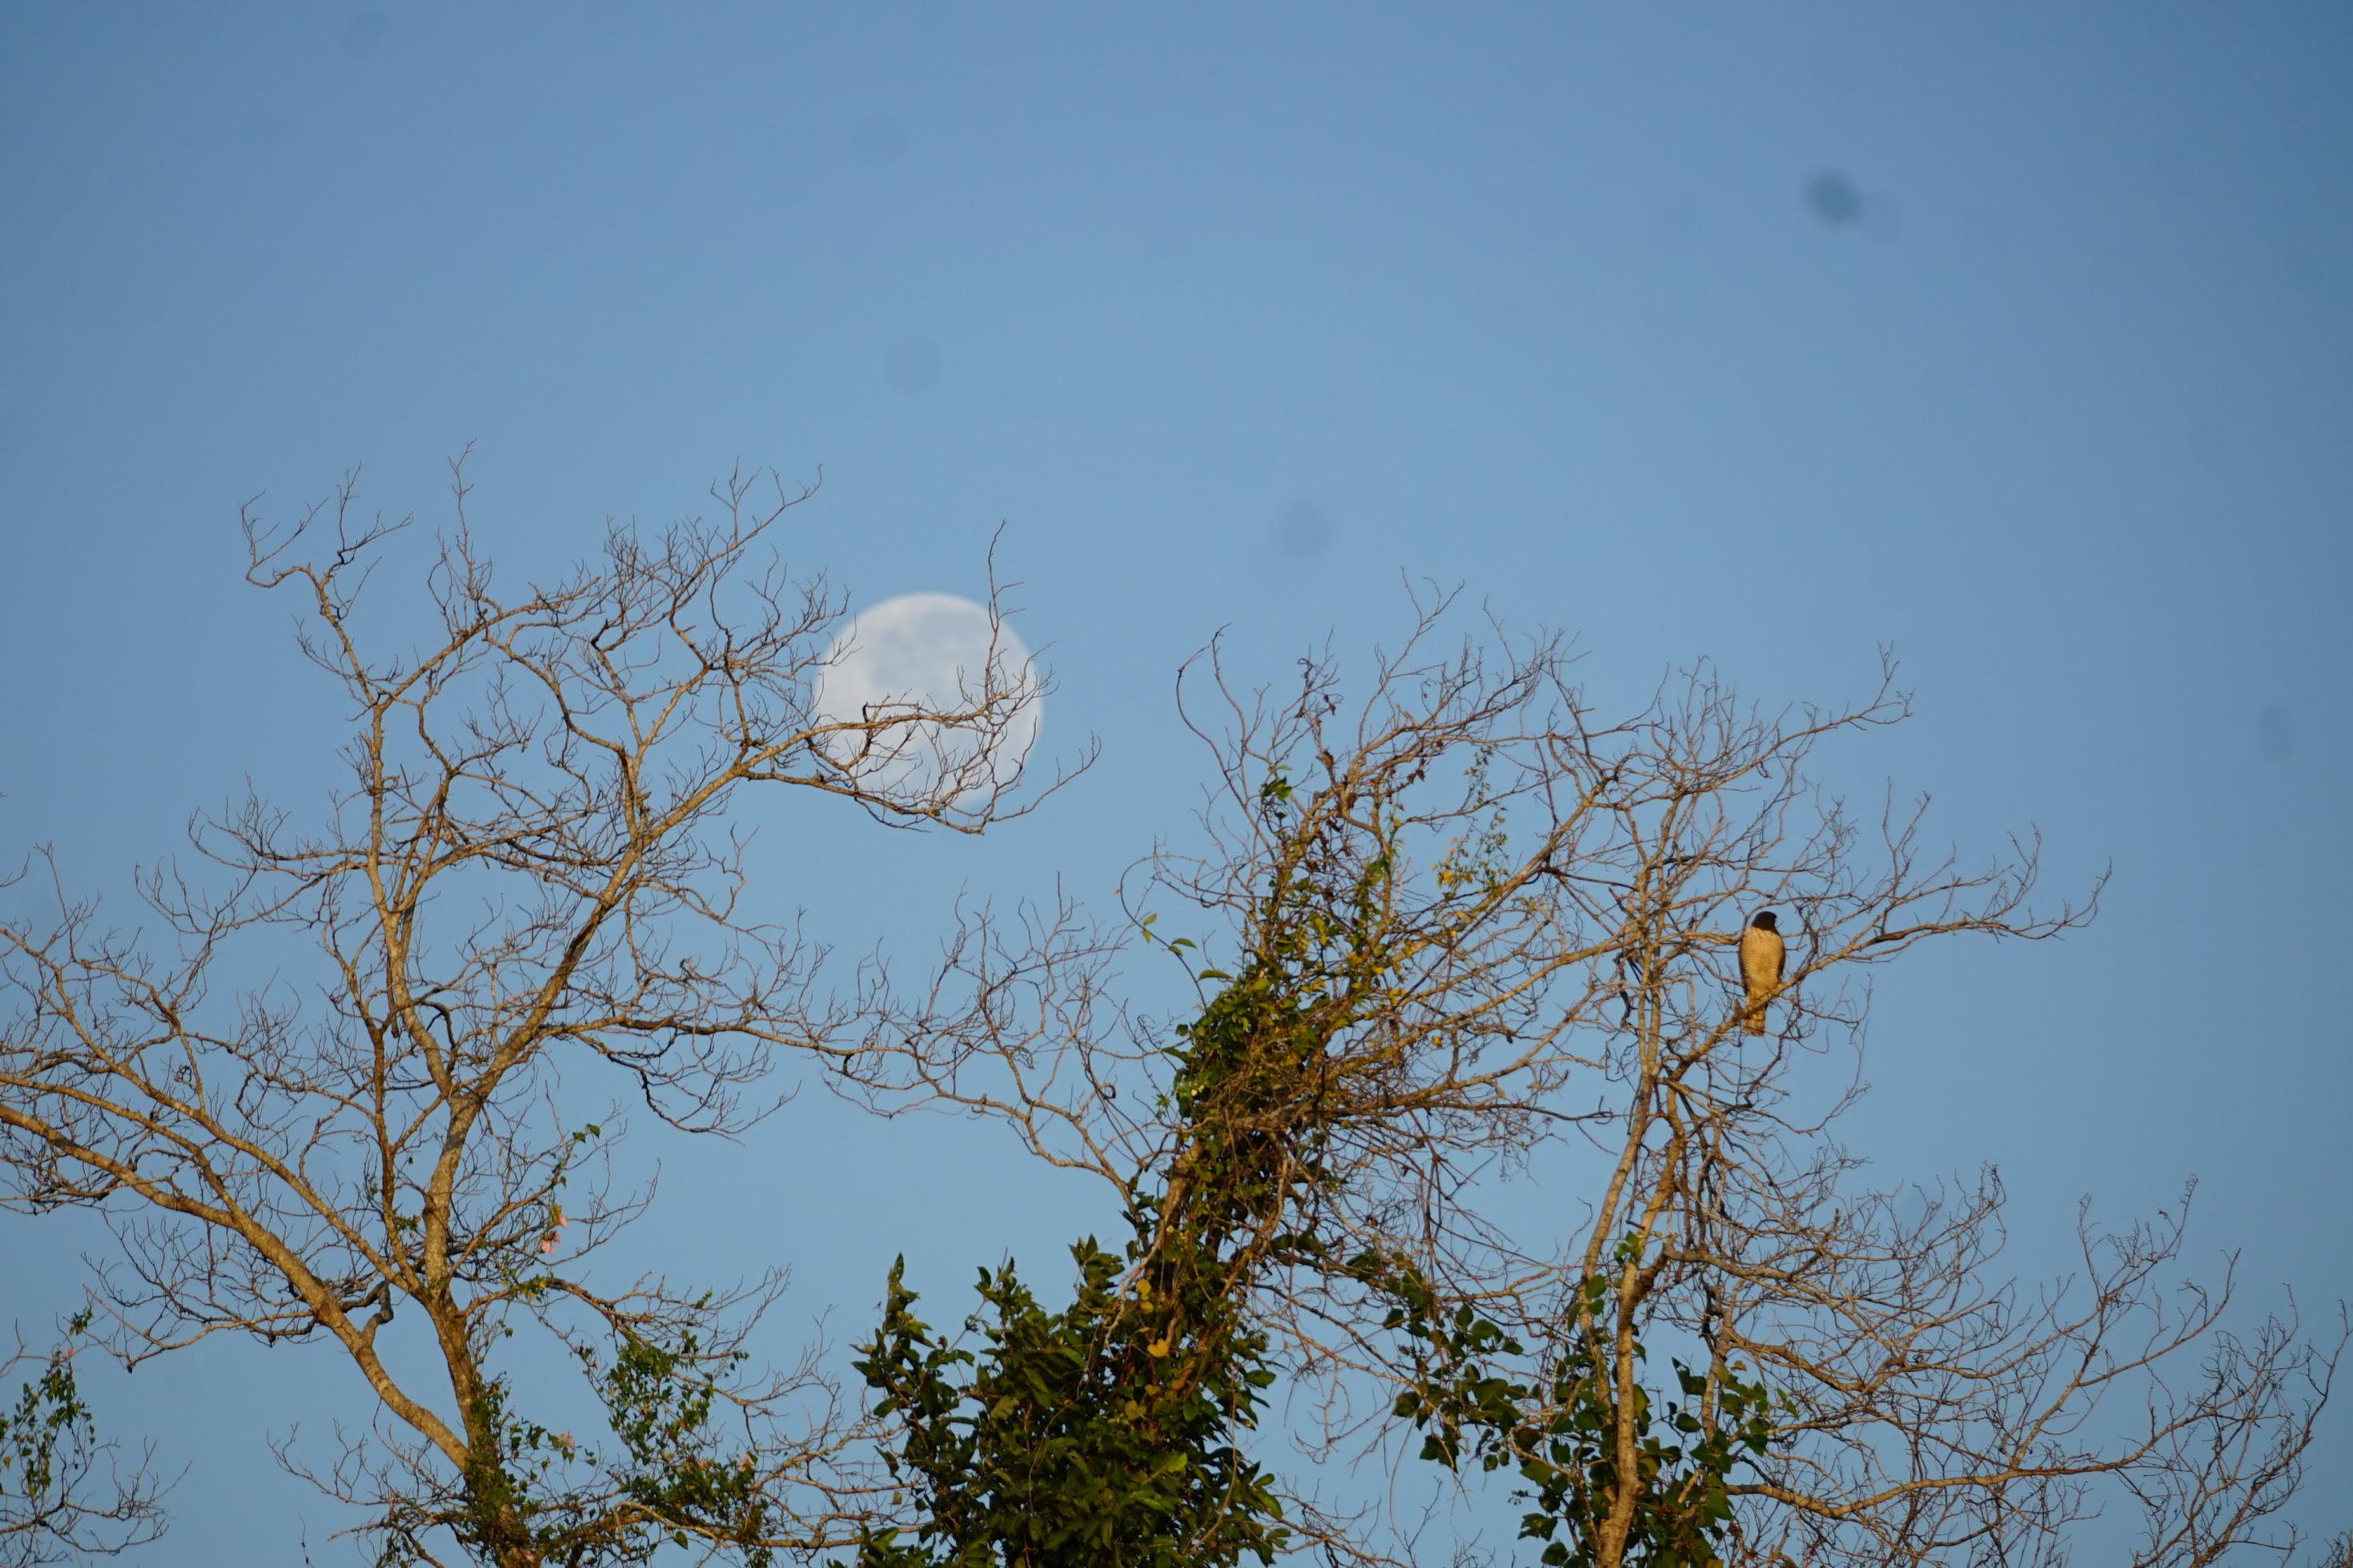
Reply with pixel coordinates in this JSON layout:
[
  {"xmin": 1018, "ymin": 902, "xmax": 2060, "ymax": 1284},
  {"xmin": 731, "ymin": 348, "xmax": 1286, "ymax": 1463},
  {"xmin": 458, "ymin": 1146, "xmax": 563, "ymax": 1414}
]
[{"xmin": 1738, "ymin": 909, "xmax": 1785, "ymax": 1037}]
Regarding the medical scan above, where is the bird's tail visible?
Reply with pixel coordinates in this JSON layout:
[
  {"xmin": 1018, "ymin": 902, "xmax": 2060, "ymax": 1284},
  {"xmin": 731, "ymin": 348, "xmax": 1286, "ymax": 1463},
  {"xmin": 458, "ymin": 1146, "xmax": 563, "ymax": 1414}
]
[{"xmin": 1744, "ymin": 1001, "xmax": 1766, "ymax": 1037}]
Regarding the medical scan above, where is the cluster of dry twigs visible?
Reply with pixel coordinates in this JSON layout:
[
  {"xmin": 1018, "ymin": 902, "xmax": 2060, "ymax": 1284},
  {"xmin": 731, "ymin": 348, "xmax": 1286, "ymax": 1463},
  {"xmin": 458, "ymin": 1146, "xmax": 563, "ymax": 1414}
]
[{"xmin": 1, "ymin": 467, "xmax": 2341, "ymax": 1566}]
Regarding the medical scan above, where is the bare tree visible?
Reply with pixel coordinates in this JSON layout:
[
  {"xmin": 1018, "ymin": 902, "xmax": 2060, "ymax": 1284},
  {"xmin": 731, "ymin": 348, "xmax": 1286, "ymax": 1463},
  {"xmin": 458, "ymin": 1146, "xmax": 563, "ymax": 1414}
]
[
  {"xmin": 6, "ymin": 481, "xmax": 2334, "ymax": 1568},
  {"xmin": 0, "ymin": 456, "xmax": 1080, "ymax": 1567},
  {"xmin": 851, "ymin": 588, "xmax": 2343, "ymax": 1566}
]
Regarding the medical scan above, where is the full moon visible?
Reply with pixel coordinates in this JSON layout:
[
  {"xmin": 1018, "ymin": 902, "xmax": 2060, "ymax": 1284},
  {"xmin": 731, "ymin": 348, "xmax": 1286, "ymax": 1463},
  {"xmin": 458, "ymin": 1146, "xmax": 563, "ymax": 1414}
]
[{"xmin": 809, "ymin": 592, "xmax": 1043, "ymax": 803}]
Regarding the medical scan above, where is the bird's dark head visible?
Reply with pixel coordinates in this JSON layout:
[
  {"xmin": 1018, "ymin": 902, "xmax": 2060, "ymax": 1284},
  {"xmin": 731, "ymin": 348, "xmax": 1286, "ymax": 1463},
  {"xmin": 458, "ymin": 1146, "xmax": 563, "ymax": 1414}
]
[{"xmin": 1750, "ymin": 910, "xmax": 1780, "ymax": 932}]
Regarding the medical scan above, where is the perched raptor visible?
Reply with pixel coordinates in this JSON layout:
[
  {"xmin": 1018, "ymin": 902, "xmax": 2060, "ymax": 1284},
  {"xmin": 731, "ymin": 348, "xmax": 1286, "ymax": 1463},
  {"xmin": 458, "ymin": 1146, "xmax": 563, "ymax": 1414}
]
[{"xmin": 1738, "ymin": 909, "xmax": 1785, "ymax": 1037}]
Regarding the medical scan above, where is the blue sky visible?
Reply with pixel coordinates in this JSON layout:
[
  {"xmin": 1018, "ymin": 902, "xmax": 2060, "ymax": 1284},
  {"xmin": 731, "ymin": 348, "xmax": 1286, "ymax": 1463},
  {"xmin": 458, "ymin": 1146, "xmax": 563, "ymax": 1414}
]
[{"xmin": 3, "ymin": 3, "xmax": 2349, "ymax": 1558}]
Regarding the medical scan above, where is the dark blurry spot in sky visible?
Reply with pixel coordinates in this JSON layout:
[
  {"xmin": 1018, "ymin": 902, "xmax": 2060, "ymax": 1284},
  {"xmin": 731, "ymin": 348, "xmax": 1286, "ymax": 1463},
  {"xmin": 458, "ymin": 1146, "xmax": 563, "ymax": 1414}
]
[
  {"xmin": 885, "ymin": 339, "xmax": 943, "ymax": 396},
  {"xmin": 1272, "ymin": 500, "xmax": 1332, "ymax": 562},
  {"xmin": 1807, "ymin": 173, "xmax": 1865, "ymax": 228},
  {"xmin": 852, "ymin": 114, "xmax": 910, "ymax": 169},
  {"xmin": 1222, "ymin": 431, "xmax": 1276, "ymax": 489},
  {"xmin": 2257, "ymin": 704, "xmax": 2294, "ymax": 760},
  {"xmin": 341, "ymin": 10, "xmax": 388, "ymax": 62}
]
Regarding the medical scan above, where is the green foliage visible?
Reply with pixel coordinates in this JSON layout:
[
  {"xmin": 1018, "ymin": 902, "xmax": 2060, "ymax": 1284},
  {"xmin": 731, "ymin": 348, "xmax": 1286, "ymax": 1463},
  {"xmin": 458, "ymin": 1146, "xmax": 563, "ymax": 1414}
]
[
  {"xmin": 1364, "ymin": 1252, "xmax": 1779, "ymax": 1568},
  {"xmin": 0, "ymin": 1313, "xmax": 95, "ymax": 1522},
  {"xmin": 845, "ymin": 868, "xmax": 1368, "ymax": 1567},
  {"xmin": 849, "ymin": 1245, "xmax": 1285, "ymax": 1568},
  {"xmin": 845, "ymin": 759, "xmax": 1548, "ymax": 1566},
  {"xmin": 379, "ymin": 1326, "xmax": 769, "ymax": 1568}
]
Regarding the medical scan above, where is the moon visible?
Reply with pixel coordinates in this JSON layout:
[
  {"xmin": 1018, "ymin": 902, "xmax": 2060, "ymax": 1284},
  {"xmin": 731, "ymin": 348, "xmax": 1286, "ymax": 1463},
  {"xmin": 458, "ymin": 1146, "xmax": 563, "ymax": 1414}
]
[{"xmin": 809, "ymin": 592, "xmax": 1042, "ymax": 804}]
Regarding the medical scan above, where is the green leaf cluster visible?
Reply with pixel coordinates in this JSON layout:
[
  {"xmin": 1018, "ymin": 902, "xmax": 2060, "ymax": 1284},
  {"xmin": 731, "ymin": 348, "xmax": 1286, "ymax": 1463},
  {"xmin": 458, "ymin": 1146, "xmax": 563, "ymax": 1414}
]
[
  {"xmin": 849, "ymin": 1241, "xmax": 1285, "ymax": 1568},
  {"xmin": 845, "ymin": 914, "xmax": 1367, "ymax": 1566},
  {"xmin": 409, "ymin": 1327, "xmax": 771, "ymax": 1568},
  {"xmin": 1366, "ymin": 1257, "xmax": 1780, "ymax": 1568},
  {"xmin": 0, "ymin": 1311, "xmax": 96, "ymax": 1518},
  {"xmin": 845, "ymin": 762, "xmax": 1566, "ymax": 1566}
]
